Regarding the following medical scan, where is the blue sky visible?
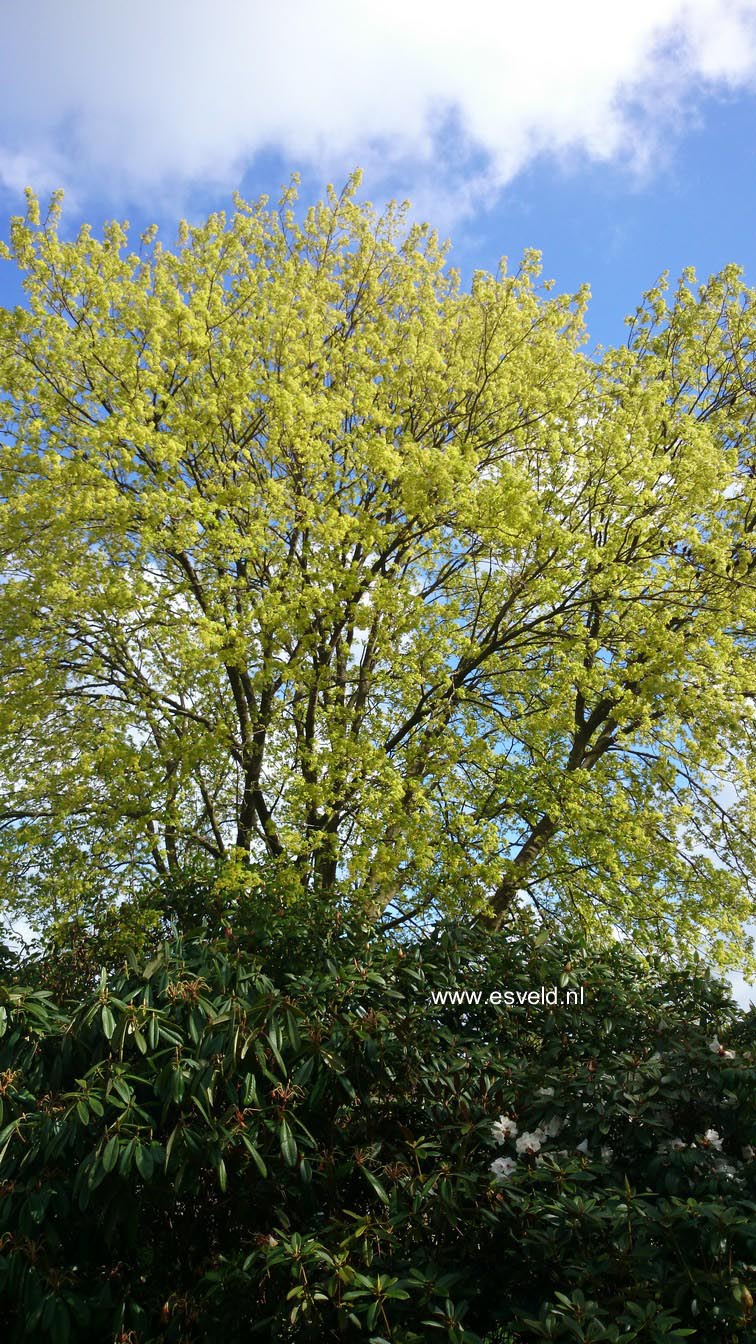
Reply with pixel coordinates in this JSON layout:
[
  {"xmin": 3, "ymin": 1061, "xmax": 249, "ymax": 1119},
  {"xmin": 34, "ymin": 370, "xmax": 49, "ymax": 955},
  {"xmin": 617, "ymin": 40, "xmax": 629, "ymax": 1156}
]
[
  {"xmin": 461, "ymin": 93, "xmax": 756, "ymax": 350},
  {"xmin": 2, "ymin": 0, "xmax": 756, "ymax": 354},
  {"xmin": 1, "ymin": 0, "xmax": 756, "ymax": 1001}
]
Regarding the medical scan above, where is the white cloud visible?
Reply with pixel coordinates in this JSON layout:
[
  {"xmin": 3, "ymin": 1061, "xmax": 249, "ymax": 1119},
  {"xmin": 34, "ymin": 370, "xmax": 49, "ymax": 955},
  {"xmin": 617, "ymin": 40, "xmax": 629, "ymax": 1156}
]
[
  {"xmin": 0, "ymin": 148, "xmax": 65, "ymax": 201},
  {"xmin": 1, "ymin": 1, "xmax": 755, "ymax": 218}
]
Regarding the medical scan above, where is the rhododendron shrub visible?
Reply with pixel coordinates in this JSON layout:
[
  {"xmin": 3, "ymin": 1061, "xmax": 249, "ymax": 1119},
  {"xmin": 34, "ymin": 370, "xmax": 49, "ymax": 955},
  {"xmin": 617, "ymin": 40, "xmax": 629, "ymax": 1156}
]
[{"xmin": 0, "ymin": 904, "xmax": 754, "ymax": 1342}]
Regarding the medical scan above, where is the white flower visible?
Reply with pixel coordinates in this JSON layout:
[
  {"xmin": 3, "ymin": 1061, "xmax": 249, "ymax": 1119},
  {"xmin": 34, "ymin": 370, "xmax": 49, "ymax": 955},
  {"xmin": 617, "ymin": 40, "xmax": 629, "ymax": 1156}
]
[
  {"xmin": 742, "ymin": 1145, "xmax": 754, "ymax": 1161},
  {"xmin": 701, "ymin": 1129, "xmax": 723, "ymax": 1150},
  {"xmin": 576, "ymin": 1139, "xmax": 589, "ymax": 1155},
  {"xmin": 709, "ymin": 1038, "xmax": 721, "ymax": 1052},
  {"xmin": 713, "ymin": 1159, "xmax": 737, "ymax": 1179},
  {"xmin": 541, "ymin": 1115, "xmax": 563, "ymax": 1138},
  {"xmin": 491, "ymin": 1114, "xmax": 518, "ymax": 1144},
  {"xmin": 537, "ymin": 1086, "xmax": 555, "ymax": 1098},
  {"xmin": 490, "ymin": 1156, "xmax": 517, "ymax": 1182},
  {"xmin": 709, "ymin": 1038, "xmax": 736, "ymax": 1058},
  {"xmin": 516, "ymin": 1128, "xmax": 545, "ymax": 1155},
  {"xmin": 600, "ymin": 1145, "xmax": 614, "ymax": 1162}
]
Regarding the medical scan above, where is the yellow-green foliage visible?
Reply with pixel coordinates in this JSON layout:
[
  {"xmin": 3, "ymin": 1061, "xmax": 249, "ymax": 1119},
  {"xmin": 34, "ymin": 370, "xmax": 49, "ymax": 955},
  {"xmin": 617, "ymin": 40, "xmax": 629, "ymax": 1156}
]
[{"xmin": 1, "ymin": 177, "xmax": 755, "ymax": 968}]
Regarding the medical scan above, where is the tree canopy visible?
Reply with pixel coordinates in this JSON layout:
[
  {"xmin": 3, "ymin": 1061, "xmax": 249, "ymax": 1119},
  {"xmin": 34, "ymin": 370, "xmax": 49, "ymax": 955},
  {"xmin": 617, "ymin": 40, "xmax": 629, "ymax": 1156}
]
[{"xmin": 1, "ymin": 177, "xmax": 756, "ymax": 966}]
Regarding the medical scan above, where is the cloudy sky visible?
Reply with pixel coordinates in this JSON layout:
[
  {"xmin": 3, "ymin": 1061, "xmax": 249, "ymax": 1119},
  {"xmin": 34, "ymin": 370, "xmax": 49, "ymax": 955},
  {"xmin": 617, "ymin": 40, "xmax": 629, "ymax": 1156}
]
[
  {"xmin": 3, "ymin": 0, "xmax": 756, "ymax": 344},
  {"xmin": 1, "ymin": 1, "xmax": 755, "ymax": 999}
]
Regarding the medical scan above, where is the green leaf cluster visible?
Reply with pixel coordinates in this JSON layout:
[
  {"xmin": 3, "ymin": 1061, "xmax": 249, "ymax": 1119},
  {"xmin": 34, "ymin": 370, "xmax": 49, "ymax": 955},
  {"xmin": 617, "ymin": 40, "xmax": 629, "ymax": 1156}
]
[{"xmin": 0, "ymin": 909, "xmax": 754, "ymax": 1341}]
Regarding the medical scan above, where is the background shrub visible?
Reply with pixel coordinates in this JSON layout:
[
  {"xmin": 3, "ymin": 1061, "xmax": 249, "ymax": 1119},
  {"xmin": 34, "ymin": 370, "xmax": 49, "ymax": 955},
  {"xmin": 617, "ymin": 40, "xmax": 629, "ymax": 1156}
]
[{"xmin": 0, "ymin": 896, "xmax": 754, "ymax": 1342}]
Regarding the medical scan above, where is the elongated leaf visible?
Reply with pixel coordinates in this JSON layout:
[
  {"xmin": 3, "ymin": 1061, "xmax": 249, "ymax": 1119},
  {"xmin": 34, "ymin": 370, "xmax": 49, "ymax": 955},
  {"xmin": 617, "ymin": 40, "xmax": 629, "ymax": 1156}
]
[
  {"xmin": 101, "ymin": 1136, "xmax": 119, "ymax": 1173},
  {"xmin": 361, "ymin": 1167, "xmax": 390, "ymax": 1206},
  {"xmin": 241, "ymin": 1133, "xmax": 267, "ymax": 1177},
  {"xmin": 279, "ymin": 1117, "xmax": 297, "ymax": 1167},
  {"xmin": 135, "ymin": 1144, "xmax": 154, "ymax": 1180}
]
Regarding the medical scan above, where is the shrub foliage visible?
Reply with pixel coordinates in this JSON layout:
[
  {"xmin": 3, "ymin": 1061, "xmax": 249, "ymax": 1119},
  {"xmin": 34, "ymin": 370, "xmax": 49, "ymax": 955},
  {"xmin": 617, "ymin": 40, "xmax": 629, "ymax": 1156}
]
[{"xmin": 0, "ymin": 904, "xmax": 754, "ymax": 1342}]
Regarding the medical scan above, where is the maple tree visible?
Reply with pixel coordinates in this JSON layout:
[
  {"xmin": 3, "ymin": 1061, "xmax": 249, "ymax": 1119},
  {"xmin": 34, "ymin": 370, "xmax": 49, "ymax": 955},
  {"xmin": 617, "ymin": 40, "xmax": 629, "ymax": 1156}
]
[{"xmin": 1, "ymin": 177, "xmax": 755, "ymax": 966}]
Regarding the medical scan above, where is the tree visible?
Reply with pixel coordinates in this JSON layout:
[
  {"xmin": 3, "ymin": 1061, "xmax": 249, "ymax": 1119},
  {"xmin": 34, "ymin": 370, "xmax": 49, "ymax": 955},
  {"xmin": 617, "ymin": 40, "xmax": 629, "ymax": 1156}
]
[{"xmin": 1, "ymin": 175, "xmax": 755, "ymax": 966}]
